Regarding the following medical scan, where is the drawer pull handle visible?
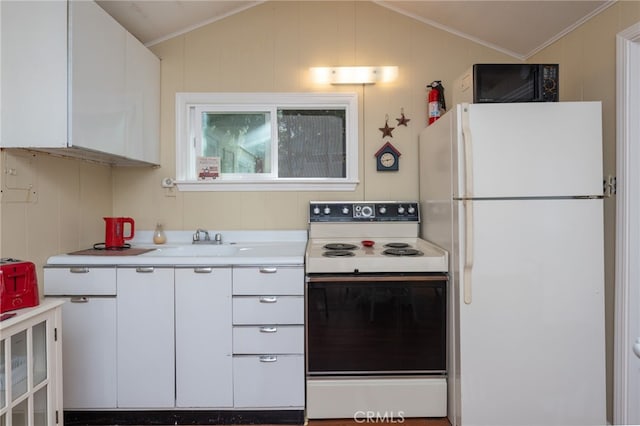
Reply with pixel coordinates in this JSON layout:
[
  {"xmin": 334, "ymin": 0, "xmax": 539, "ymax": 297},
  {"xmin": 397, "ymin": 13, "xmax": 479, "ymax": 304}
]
[
  {"xmin": 70, "ymin": 297, "xmax": 89, "ymax": 303},
  {"xmin": 69, "ymin": 267, "xmax": 89, "ymax": 274},
  {"xmin": 194, "ymin": 267, "xmax": 213, "ymax": 274},
  {"xmin": 136, "ymin": 267, "xmax": 155, "ymax": 273},
  {"xmin": 259, "ymin": 296, "xmax": 277, "ymax": 303},
  {"xmin": 260, "ymin": 327, "xmax": 277, "ymax": 333},
  {"xmin": 259, "ymin": 267, "xmax": 277, "ymax": 274},
  {"xmin": 259, "ymin": 355, "xmax": 277, "ymax": 363}
]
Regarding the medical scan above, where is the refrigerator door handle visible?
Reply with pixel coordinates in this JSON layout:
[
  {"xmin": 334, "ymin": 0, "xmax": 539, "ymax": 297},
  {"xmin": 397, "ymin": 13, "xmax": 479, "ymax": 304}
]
[
  {"xmin": 463, "ymin": 199, "xmax": 474, "ymax": 304},
  {"xmin": 461, "ymin": 103, "xmax": 474, "ymax": 304},
  {"xmin": 461, "ymin": 103, "xmax": 474, "ymax": 198}
]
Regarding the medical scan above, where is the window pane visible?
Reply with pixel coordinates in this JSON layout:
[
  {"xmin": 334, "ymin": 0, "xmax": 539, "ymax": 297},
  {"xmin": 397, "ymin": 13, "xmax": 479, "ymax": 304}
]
[
  {"xmin": 201, "ymin": 112, "xmax": 271, "ymax": 174},
  {"xmin": 11, "ymin": 331, "xmax": 27, "ymax": 401},
  {"xmin": 32, "ymin": 321, "xmax": 47, "ymax": 386},
  {"xmin": 33, "ymin": 386, "xmax": 48, "ymax": 426},
  {"xmin": 277, "ymin": 109, "xmax": 346, "ymax": 178},
  {"xmin": 12, "ymin": 397, "xmax": 28, "ymax": 425}
]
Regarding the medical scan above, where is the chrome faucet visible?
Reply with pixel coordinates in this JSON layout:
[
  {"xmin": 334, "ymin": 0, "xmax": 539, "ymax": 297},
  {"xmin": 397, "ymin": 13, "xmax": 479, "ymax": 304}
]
[
  {"xmin": 192, "ymin": 228, "xmax": 210, "ymax": 243},
  {"xmin": 193, "ymin": 229, "xmax": 223, "ymax": 244}
]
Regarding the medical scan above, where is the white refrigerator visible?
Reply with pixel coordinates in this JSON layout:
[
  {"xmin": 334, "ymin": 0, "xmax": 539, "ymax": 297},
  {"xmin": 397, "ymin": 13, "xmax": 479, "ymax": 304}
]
[{"xmin": 419, "ymin": 102, "xmax": 606, "ymax": 426}]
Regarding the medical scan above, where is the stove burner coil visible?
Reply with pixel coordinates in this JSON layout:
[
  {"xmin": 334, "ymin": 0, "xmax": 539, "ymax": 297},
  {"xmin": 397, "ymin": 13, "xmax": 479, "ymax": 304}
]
[
  {"xmin": 384, "ymin": 242, "xmax": 411, "ymax": 249},
  {"xmin": 322, "ymin": 250, "xmax": 356, "ymax": 257},
  {"xmin": 382, "ymin": 248, "xmax": 424, "ymax": 257},
  {"xmin": 323, "ymin": 243, "xmax": 358, "ymax": 251}
]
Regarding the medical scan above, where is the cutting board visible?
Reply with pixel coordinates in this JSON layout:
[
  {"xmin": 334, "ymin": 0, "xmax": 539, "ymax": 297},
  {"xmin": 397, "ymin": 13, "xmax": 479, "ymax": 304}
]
[{"xmin": 67, "ymin": 248, "xmax": 156, "ymax": 256}]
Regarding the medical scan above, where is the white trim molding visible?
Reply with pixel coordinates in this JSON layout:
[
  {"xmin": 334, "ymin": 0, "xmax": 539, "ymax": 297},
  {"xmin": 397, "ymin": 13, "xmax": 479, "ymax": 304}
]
[{"xmin": 614, "ymin": 21, "xmax": 640, "ymax": 426}]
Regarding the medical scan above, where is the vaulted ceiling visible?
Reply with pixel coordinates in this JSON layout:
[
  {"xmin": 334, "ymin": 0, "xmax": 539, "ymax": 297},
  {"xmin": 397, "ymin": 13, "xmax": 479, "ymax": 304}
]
[{"xmin": 97, "ymin": 0, "xmax": 614, "ymax": 60}]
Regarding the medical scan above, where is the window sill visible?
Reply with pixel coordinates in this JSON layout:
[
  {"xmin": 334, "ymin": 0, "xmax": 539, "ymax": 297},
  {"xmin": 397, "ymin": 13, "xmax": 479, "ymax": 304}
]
[{"xmin": 175, "ymin": 180, "xmax": 359, "ymax": 192}]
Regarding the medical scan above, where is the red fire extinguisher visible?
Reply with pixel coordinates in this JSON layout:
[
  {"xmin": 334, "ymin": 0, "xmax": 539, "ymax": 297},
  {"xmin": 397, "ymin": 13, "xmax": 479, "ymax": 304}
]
[{"xmin": 427, "ymin": 80, "xmax": 446, "ymax": 125}]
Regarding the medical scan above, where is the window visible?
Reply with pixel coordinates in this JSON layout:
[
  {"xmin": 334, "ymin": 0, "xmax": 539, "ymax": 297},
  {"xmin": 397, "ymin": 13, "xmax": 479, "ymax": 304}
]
[{"xmin": 176, "ymin": 93, "xmax": 359, "ymax": 191}]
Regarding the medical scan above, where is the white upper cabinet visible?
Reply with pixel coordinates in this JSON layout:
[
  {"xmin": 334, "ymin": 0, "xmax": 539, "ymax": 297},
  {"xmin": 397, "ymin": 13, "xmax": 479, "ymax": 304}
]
[
  {"xmin": 0, "ymin": 0, "xmax": 160, "ymax": 166},
  {"xmin": 1, "ymin": 1, "xmax": 68, "ymax": 148},
  {"xmin": 69, "ymin": 0, "xmax": 127, "ymax": 158},
  {"xmin": 124, "ymin": 32, "xmax": 161, "ymax": 164}
]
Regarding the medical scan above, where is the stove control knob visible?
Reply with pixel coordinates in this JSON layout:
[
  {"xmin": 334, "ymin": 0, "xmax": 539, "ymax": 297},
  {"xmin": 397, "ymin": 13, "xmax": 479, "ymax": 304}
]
[
  {"xmin": 323, "ymin": 206, "xmax": 331, "ymax": 215},
  {"xmin": 342, "ymin": 206, "xmax": 350, "ymax": 215},
  {"xmin": 361, "ymin": 205, "xmax": 373, "ymax": 217},
  {"xmin": 398, "ymin": 205, "xmax": 406, "ymax": 214},
  {"xmin": 313, "ymin": 206, "xmax": 321, "ymax": 215},
  {"xmin": 408, "ymin": 206, "xmax": 416, "ymax": 215},
  {"xmin": 378, "ymin": 206, "xmax": 387, "ymax": 215}
]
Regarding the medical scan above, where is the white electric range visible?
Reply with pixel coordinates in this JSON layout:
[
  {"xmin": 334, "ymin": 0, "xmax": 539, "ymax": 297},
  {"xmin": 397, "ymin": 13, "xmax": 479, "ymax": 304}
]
[{"xmin": 304, "ymin": 201, "xmax": 449, "ymax": 419}]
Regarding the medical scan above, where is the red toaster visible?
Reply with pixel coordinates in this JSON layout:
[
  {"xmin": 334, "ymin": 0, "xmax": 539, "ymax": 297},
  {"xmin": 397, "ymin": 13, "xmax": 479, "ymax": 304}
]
[{"xmin": 1, "ymin": 259, "xmax": 40, "ymax": 313}]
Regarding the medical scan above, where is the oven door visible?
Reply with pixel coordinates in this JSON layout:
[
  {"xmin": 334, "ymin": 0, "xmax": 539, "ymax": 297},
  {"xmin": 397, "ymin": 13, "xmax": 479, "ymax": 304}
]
[{"xmin": 306, "ymin": 273, "xmax": 447, "ymax": 376}]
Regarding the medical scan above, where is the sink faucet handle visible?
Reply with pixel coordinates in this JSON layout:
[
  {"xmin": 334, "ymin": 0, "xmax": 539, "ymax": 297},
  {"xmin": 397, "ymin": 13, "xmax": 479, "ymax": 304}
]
[{"xmin": 214, "ymin": 233, "xmax": 222, "ymax": 244}]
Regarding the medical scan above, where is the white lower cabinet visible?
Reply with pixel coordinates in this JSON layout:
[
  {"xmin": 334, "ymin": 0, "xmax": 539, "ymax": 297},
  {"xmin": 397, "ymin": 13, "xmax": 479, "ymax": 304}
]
[
  {"xmin": 116, "ymin": 267, "xmax": 175, "ymax": 408},
  {"xmin": 232, "ymin": 266, "xmax": 305, "ymax": 408},
  {"xmin": 175, "ymin": 267, "xmax": 233, "ymax": 408},
  {"xmin": 0, "ymin": 300, "xmax": 64, "ymax": 426},
  {"xmin": 59, "ymin": 297, "xmax": 117, "ymax": 408},
  {"xmin": 233, "ymin": 355, "xmax": 305, "ymax": 408},
  {"xmin": 44, "ymin": 266, "xmax": 117, "ymax": 409},
  {"xmin": 43, "ymin": 262, "xmax": 304, "ymax": 412}
]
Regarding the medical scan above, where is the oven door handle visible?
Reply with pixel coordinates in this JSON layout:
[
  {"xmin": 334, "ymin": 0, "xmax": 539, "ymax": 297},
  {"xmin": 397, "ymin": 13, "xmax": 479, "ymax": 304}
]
[{"xmin": 306, "ymin": 275, "xmax": 446, "ymax": 283}]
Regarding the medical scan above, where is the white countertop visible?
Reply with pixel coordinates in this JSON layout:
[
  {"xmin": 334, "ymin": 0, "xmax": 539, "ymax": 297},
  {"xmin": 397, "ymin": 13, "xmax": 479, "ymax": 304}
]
[
  {"xmin": 0, "ymin": 299, "xmax": 65, "ymax": 331},
  {"xmin": 46, "ymin": 230, "xmax": 308, "ymax": 266}
]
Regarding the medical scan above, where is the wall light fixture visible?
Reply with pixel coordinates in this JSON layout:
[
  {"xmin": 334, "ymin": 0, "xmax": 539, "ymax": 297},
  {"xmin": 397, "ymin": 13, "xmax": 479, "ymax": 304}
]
[{"xmin": 310, "ymin": 66, "xmax": 398, "ymax": 85}]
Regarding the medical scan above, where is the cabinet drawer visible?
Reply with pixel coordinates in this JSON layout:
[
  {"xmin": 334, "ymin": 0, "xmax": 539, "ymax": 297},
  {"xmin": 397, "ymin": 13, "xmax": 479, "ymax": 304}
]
[
  {"xmin": 233, "ymin": 355, "xmax": 304, "ymax": 408},
  {"xmin": 233, "ymin": 326, "xmax": 303, "ymax": 354},
  {"xmin": 44, "ymin": 267, "xmax": 116, "ymax": 295},
  {"xmin": 233, "ymin": 267, "xmax": 303, "ymax": 295},
  {"xmin": 233, "ymin": 296, "xmax": 303, "ymax": 325}
]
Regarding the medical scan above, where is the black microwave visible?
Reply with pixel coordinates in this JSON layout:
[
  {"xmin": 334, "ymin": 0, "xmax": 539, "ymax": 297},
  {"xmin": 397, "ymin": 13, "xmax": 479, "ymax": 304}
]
[{"xmin": 452, "ymin": 64, "xmax": 559, "ymax": 104}]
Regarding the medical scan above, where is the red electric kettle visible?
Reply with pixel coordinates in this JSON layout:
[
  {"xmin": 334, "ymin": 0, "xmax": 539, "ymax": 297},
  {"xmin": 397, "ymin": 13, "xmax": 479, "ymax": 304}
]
[{"xmin": 104, "ymin": 217, "xmax": 135, "ymax": 249}]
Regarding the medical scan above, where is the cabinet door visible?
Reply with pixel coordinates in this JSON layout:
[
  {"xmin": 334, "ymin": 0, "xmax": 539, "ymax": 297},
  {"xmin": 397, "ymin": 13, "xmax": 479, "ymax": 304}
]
[
  {"xmin": 125, "ymin": 32, "xmax": 160, "ymax": 164},
  {"xmin": 233, "ymin": 355, "xmax": 304, "ymax": 408},
  {"xmin": 69, "ymin": 1, "xmax": 126, "ymax": 156},
  {"xmin": 175, "ymin": 267, "xmax": 232, "ymax": 407},
  {"xmin": 57, "ymin": 296, "xmax": 117, "ymax": 408},
  {"xmin": 0, "ymin": 1, "xmax": 67, "ymax": 148},
  {"xmin": 0, "ymin": 302, "xmax": 63, "ymax": 426},
  {"xmin": 117, "ymin": 267, "xmax": 174, "ymax": 408}
]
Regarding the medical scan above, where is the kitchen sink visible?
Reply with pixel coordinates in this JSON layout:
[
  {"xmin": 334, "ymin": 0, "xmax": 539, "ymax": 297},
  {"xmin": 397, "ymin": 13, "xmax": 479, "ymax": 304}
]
[{"xmin": 140, "ymin": 244, "xmax": 239, "ymax": 257}]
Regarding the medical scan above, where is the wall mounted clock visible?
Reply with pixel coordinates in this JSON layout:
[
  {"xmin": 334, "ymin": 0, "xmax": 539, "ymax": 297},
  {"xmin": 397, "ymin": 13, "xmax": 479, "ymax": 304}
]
[{"xmin": 375, "ymin": 142, "xmax": 401, "ymax": 171}]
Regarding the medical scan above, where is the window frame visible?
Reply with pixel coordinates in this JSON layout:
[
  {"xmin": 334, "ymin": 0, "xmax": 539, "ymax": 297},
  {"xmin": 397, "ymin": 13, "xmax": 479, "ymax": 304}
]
[{"xmin": 175, "ymin": 92, "xmax": 359, "ymax": 191}]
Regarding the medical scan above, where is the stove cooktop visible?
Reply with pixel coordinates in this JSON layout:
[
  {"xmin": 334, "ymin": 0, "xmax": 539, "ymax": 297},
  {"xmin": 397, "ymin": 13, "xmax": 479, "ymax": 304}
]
[
  {"xmin": 305, "ymin": 237, "xmax": 448, "ymax": 274},
  {"xmin": 306, "ymin": 201, "xmax": 448, "ymax": 273}
]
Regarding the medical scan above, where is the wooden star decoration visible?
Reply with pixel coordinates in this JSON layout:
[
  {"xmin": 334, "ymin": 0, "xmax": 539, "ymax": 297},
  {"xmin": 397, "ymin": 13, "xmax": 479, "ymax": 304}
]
[
  {"xmin": 379, "ymin": 117, "xmax": 395, "ymax": 138},
  {"xmin": 396, "ymin": 111, "xmax": 411, "ymax": 127}
]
